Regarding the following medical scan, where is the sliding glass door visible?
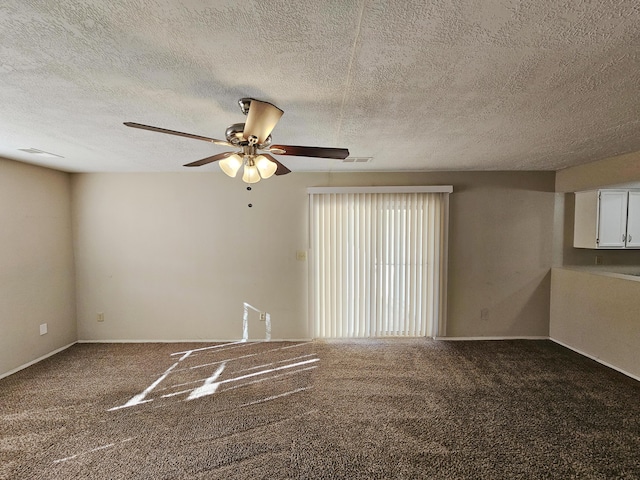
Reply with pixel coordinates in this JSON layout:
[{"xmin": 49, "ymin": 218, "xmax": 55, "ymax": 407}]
[{"xmin": 309, "ymin": 188, "xmax": 450, "ymax": 338}]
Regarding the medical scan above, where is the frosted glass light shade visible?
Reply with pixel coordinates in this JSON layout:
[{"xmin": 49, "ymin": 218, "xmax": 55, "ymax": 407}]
[
  {"xmin": 242, "ymin": 164, "xmax": 261, "ymax": 184},
  {"xmin": 255, "ymin": 155, "xmax": 277, "ymax": 179},
  {"xmin": 219, "ymin": 154, "xmax": 243, "ymax": 177}
]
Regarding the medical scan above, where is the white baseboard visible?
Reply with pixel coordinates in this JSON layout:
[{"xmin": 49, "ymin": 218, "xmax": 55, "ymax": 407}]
[
  {"xmin": 78, "ymin": 339, "xmax": 236, "ymax": 343},
  {"xmin": 4, "ymin": 338, "xmax": 636, "ymax": 384},
  {"xmin": 434, "ymin": 336, "xmax": 549, "ymax": 341},
  {"xmin": 0, "ymin": 342, "xmax": 77, "ymax": 380},
  {"xmin": 550, "ymin": 338, "xmax": 640, "ymax": 382},
  {"xmin": 267, "ymin": 338, "xmax": 313, "ymax": 342},
  {"xmin": 77, "ymin": 338, "xmax": 312, "ymax": 343},
  {"xmin": 317, "ymin": 337, "xmax": 438, "ymax": 342}
]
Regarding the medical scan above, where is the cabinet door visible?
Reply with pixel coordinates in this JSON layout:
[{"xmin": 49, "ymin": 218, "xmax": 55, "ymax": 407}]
[
  {"xmin": 626, "ymin": 191, "xmax": 640, "ymax": 248},
  {"xmin": 598, "ymin": 190, "xmax": 627, "ymax": 248}
]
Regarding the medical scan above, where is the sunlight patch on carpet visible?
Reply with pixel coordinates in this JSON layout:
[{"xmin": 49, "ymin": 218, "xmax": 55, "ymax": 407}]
[{"xmin": 107, "ymin": 342, "xmax": 318, "ymax": 411}]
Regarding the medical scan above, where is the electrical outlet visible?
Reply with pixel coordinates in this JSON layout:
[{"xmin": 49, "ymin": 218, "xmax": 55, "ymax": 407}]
[
  {"xmin": 97, "ymin": 312, "xmax": 104, "ymax": 322},
  {"xmin": 40, "ymin": 323, "xmax": 48, "ymax": 335},
  {"xmin": 480, "ymin": 308, "xmax": 489, "ymax": 321},
  {"xmin": 259, "ymin": 312, "xmax": 266, "ymax": 321},
  {"xmin": 296, "ymin": 250, "xmax": 307, "ymax": 261},
  {"xmin": 595, "ymin": 255, "xmax": 603, "ymax": 265}
]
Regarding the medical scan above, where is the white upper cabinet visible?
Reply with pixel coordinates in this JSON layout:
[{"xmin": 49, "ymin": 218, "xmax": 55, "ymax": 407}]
[
  {"xmin": 597, "ymin": 190, "xmax": 628, "ymax": 247},
  {"xmin": 573, "ymin": 189, "xmax": 640, "ymax": 249},
  {"xmin": 627, "ymin": 191, "xmax": 640, "ymax": 248}
]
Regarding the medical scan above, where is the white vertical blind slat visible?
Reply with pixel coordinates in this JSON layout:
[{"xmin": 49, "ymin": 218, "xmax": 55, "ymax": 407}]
[
  {"xmin": 408, "ymin": 194, "xmax": 417, "ymax": 336},
  {"xmin": 377, "ymin": 196, "xmax": 384, "ymax": 336},
  {"xmin": 357, "ymin": 194, "xmax": 365, "ymax": 337},
  {"xmin": 393, "ymin": 194, "xmax": 400, "ymax": 335},
  {"xmin": 424, "ymin": 196, "xmax": 434, "ymax": 336},
  {"xmin": 369, "ymin": 194, "xmax": 376, "ymax": 337}
]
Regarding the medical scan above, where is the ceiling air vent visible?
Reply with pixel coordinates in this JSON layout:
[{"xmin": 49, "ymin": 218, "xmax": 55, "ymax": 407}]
[
  {"xmin": 343, "ymin": 157, "xmax": 372, "ymax": 163},
  {"xmin": 18, "ymin": 148, "xmax": 64, "ymax": 158}
]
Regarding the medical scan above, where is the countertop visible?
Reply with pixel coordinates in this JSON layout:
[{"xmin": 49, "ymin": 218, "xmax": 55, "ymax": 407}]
[{"xmin": 555, "ymin": 265, "xmax": 640, "ymax": 282}]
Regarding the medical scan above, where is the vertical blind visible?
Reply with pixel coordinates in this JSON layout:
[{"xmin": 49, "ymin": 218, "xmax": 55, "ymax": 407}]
[{"xmin": 309, "ymin": 188, "xmax": 450, "ymax": 338}]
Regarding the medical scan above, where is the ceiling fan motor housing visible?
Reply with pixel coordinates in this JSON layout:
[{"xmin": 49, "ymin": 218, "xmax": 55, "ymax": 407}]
[{"xmin": 225, "ymin": 123, "xmax": 272, "ymax": 149}]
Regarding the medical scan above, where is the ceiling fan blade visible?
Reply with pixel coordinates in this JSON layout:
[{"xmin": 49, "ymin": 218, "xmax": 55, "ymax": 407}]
[
  {"xmin": 124, "ymin": 122, "xmax": 232, "ymax": 147},
  {"xmin": 267, "ymin": 147, "xmax": 286, "ymax": 155},
  {"xmin": 243, "ymin": 100, "xmax": 284, "ymax": 144},
  {"xmin": 183, "ymin": 151, "xmax": 235, "ymax": 167},
  {"xmin": 262, "ymin": 153, "xmax": 291, "ymax": 175},
  {"xmin": 270, "ymin": 144, "xmax": 350, "ymax": 159}
]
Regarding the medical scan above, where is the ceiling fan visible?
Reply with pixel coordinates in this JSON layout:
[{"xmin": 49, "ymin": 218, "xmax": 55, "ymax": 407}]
[{"xmin": 124, "ymin": 98, "xmax": 350, "ymax": 183}]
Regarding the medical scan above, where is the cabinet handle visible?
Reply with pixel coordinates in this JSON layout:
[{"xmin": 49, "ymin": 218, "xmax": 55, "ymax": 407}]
[
  {"xmin": 629, "ymin": 234, "xmax": 633, "ymax": 242},
  {"xmin": 623, "ymin": 233, "xmax": 627, "ymax": 242}
]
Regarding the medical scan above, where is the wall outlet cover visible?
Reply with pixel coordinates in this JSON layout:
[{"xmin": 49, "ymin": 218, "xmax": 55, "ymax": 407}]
[{"xmin": 39, "ymin": 323, "xmax": 48, "ymax": 335}]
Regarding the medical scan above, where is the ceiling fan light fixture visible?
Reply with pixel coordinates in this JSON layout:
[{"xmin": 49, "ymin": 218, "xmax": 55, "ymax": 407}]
[
  {"xmin": 255, "ymin": 154, "xmax": 277, "ymax": 179},
  {"xmin": 242, "ymin": 160, "xmax": 261, "ymax": 184},
  {"xmin": 219, "ymin": 153, "xmax": 243, "ymax": 177}
]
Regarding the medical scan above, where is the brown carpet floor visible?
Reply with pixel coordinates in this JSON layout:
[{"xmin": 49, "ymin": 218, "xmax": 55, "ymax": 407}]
[{"xmin": 1, "ymin": 339, "xmax": 639, "ymax": 479}]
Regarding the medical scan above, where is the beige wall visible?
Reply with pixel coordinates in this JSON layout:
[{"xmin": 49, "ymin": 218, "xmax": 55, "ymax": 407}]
[
  {"xmin": 550, "ymin": 268, "xmax": 640, "ymax": 379},
  {"xmin": 556, "ymin": 150, "xmax": 640, "ymax": 193},
  {"xmin": 72, "ymin": 171, "xmax": 556, "ymax": 341},
  {"xmin": 439, "ymin": 172, "xmax": 555, "ymax": 336},
  {"xmin": 72, "ymin": 172, "xmax": 311, "ymax": 341},
  {"xmin": 551, "ymin": 150, "xmax": 640, "ymax": 379},
  {"xmin": 0, "ymin": 159, "xmax": 76, "ymax": 377}
]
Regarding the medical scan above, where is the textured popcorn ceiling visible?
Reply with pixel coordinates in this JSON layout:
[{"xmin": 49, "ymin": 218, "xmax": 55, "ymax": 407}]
[{"xmin": 0, "ymin": 0, "xmax": 639, "ymax": 173}]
